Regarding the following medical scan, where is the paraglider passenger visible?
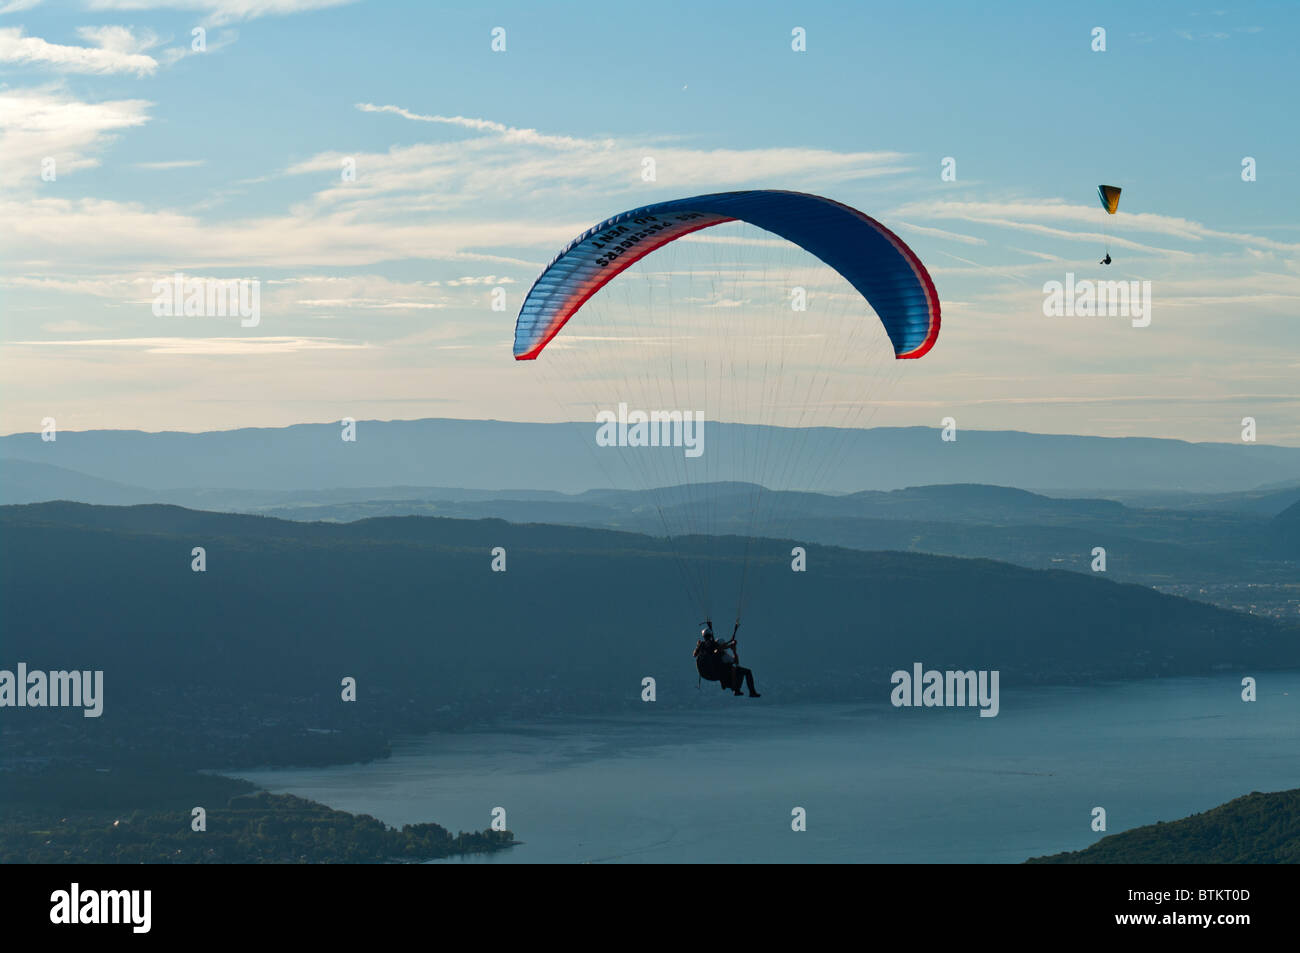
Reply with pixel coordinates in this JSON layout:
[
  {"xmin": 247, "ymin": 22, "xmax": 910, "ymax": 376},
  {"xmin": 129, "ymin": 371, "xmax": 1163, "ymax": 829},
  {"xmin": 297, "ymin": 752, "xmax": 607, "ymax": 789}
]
[
  {"xmin": 694, "ymin": 623, "xmax": 726, "ymax": 687},
  {"xmin": 693, "ymin": 620, "xmax": 760, "ymax": 697},
  {"xmin": 1100, "ymin": 253, "xmax": 1112, "ymax": 265}
]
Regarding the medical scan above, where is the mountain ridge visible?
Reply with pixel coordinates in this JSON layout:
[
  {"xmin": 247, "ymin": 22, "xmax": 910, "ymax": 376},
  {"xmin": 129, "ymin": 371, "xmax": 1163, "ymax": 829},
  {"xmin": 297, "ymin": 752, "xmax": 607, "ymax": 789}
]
[{"xmin": 5, "ymin": 418, "xmax": 1298, "ymax": 494}]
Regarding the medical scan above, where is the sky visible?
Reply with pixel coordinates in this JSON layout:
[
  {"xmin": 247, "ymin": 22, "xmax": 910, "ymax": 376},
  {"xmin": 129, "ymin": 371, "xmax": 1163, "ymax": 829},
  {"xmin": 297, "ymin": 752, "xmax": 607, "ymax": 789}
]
[{"xmin": 1, "ymin": 0, "xmax": 1297, "ymax": 443}]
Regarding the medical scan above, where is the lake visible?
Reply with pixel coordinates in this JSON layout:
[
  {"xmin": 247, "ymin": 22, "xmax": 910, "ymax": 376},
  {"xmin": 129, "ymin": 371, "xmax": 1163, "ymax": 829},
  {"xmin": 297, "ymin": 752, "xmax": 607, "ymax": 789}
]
[{"xmin": 236, "ymin": 672, "xmax": 1300, "ymax": 863}]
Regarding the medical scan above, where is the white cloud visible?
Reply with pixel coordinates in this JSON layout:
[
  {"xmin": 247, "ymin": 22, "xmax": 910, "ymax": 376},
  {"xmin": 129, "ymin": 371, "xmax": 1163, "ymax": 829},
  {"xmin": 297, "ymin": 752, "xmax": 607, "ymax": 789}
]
[
  {"xmin": 294, "ymin": 299, "xmax": 446, "ymax": 309},
  {"xmin": 85, "ymin": 0, "xmax": 357, "ymax": 26},
  {"xmin": 0, "ymin": 109, "xmax": 913, "ymax": 271},
  {"xmin": 2, "ymin": 272, "xmax": 523, "ymax": 319},
  {"xmin": 134, "ymin": 159, "xmax": 206, "ymax": 169},
  {"xmin": 0, "ymin": 26, "xmax": 159, "ymax": 76},
  {"xmin": 356, "ymin": 104, "xmax": 605, "ymax": 150},
  {"xmin": 891, "ymin": 198, "xmax": 1300, "ymax": 255},
  {"xmin": 893, "ymin": 221, "xmax": 987, "ymax": 246},
  {"xmin": 0, "ymin": 195, "xmax": 568, "ymax": 268},
  {"xmin": 441, "ymin": 275, "xmax": 515, "ymax": 286},
  {"xmin": 42, "ymin": 319, "xmax": 103, "ymax": 333},
  {"xmin": 280, "ymin": 106, "xmax": 912, "ymax": 224},
  {"xmin": 14, "ymin": 335, "xmax": 367, "ymax": 355},
  {"xmin": 0, "ymin": 86, "xmax": 152, "ymax": 186}
]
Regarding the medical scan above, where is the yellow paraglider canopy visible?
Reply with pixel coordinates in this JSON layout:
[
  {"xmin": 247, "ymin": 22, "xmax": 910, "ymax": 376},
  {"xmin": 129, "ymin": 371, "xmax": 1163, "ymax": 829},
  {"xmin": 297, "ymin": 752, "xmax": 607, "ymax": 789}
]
[{"xmin": 1097, "ymin": 185, "xmax": 1122, "ymax": 215}]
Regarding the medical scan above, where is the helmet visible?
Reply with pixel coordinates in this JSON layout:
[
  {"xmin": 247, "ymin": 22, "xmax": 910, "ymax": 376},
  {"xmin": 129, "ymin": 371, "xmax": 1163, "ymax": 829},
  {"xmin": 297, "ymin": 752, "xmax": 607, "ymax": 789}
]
[{"xmin": 701, "ymin": 627, "xmax": 713, "ymax": 639}]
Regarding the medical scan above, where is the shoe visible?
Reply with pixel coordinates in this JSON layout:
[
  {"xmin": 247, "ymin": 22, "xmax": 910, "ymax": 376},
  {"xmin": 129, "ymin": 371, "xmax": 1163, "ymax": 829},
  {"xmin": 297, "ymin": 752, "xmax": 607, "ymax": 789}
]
[
  {"xmin": 733, "ymin": 690, "xmax": 743, "ymax": 696},
  {"xmin": 749, "ymin": 692, "xmax": 761, "ymax": 698}
]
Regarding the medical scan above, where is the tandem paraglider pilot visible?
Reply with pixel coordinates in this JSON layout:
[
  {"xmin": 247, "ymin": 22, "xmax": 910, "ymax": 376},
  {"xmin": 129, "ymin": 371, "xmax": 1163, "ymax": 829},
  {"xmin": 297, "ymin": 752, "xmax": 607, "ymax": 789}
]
[{"xmin": 694, "ymin": 620, "xmax": 760, "ymax": 697}]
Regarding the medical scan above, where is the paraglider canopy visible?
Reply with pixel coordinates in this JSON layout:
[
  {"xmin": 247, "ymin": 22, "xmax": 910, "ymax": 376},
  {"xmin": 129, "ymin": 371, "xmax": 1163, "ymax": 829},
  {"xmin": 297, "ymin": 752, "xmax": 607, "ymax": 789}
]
[
  {"xmin": 1097, "ymin": 185, "xmax": 1122, "ymax": 214},
  {"xmin": 513, "ymin": 190, "xmax": 941, "ymax": 362}
]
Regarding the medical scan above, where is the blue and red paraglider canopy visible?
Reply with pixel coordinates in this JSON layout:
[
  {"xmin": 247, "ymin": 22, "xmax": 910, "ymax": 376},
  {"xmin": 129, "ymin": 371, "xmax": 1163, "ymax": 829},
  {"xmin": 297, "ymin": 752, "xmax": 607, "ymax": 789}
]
[{"xmin": 512, "ymin": 189, "xmax": 941, "ymax": 362}]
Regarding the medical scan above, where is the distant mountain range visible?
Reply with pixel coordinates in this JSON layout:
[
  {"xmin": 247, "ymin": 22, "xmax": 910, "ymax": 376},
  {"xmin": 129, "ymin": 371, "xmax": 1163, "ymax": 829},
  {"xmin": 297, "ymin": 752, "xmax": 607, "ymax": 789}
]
[
  {"xmin": 5, "ymin": 458, "xmax": 1295, "ymax": 620},
  {"xmin": 4, "ymin": 418, "xmax": 1298, "ymax": 494}
]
